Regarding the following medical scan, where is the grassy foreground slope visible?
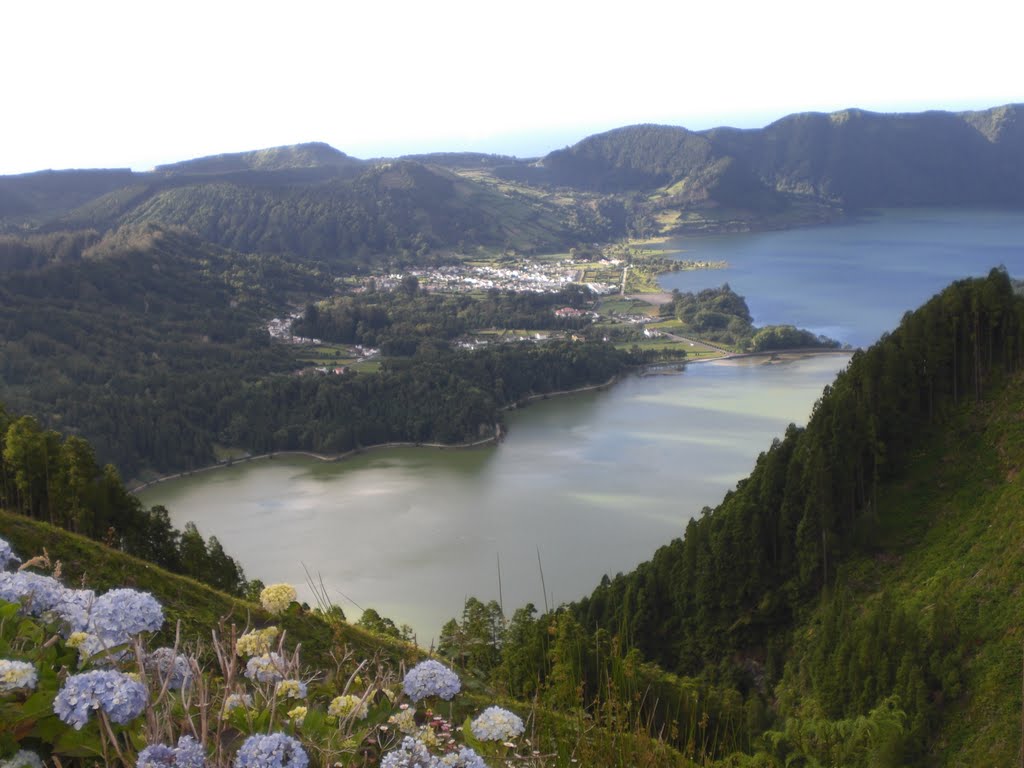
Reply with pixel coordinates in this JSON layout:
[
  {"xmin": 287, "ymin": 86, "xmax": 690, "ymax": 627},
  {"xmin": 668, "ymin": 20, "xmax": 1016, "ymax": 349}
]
[
  {"xmin": 0, "ymin": 509, "xmax": 414, "ymax": 669},
  {"xmin": 0, "ymin": 509, "xmax": 693, "ymax": 767}
]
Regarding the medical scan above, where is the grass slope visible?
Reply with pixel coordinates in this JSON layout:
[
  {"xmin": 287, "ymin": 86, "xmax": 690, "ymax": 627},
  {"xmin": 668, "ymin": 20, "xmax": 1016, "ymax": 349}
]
[
  {"xmin": 0, "ymin": 509, "xmax": 415, "ymax": 670},
  {"xmin": 1, "ymin": 510, "xmax": 695, "ymax": 766}
]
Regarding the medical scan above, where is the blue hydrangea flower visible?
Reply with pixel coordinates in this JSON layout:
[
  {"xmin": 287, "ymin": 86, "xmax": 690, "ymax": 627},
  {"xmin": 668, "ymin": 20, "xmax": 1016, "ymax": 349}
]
[
  {"xmin": 244, "ymin": 652, "xmax": 287, "ymax": 684},
  {"xmin": 402, "ymin": 659, "xmax": 461, "ymax": 702},
  {"xmin": 0, "ymin": 571, "xmax": 66, "ymax": 616},
  {"xmin": 380, "ymin": 737, "xmax": 436, "ymax": 768},
  {"xmin": 0, "ymin": 659, "xmax": 38, "ymax": 693},
  {"xmin": 49, "ymin": 587, "xmax": 96, "ymax": 635},
  {"xmin": 174, "ymin": 735, "xmax": 207, "ymax": 768},
  {"xmin": 0, "ymin": 537, "xmax": 20, "ymax": 570},
  {"xmin": 0, "ymin": 572, "xmax": 99, "ymax": 637},
  {"xmin": 138, "ymin": 743, "xmax": 176, "ymax": 768},
  {"xmin": 438, "ymin": 747, "xmax": 488, "ymax": 768},
  {"xmin": 53, "ymin": 669, "xmax": 148, "ymax": 729},
  {"xmin": 147, "ymin": 647, "xmax": 193, "ymax": 691},
  {"xmin": 67, "ymin": 631, "xmax": 122, "ymax": 663},
  {"xmin": 138, "ymin": 735, "xmax": 206, "ymax": 768},
  {"xmin": 234, "ymin": 733, "xmax": 308, "ymax": 768},
  {"xmin": 89, "ymin": 588, "xmax": 164, "ymax": 640},
  {"xmin": 470, "ymin": 705, "xmax": 525, "ymax": 742}
]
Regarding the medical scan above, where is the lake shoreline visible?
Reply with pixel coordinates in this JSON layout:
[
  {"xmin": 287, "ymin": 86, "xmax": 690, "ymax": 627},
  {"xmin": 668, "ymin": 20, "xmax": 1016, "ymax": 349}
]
[{"xmin": 130, "ymin": 348, "xmax": 851, "ymax": 495}]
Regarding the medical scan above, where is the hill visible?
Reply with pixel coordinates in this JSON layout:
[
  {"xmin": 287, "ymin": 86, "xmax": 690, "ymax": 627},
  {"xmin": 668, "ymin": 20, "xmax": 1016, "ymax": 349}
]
[
  {"xmin": 154, "ymin": 141, "xmax": 364, "ymax": 175},
  {"xmin": 492, "ymin": 104, "xmax": 1024, "ymax": 234},
  {"xmin": 3, "ymin": 104, "xmax": 1022, "ymax": 253},
  {"xmin": 564, "ymin": 269, "xmax": 1024, "ymax": 764},
  {"xmin": 0, "ymin": 159, "xmax": 585, "ymax": 265},
  {"xmin": 117, "ymin": 160, "xmax": 578, "ymax": 263}
]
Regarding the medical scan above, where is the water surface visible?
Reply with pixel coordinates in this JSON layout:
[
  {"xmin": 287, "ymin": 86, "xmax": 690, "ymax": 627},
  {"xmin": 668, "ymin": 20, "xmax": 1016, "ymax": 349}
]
[
  {"xmin": 658, "ymin": 208, "xmax": 1024, "ymax": 347},
  {"xmin": 141, "ymin": 355, "xmax": 847, "ymax": 643}
]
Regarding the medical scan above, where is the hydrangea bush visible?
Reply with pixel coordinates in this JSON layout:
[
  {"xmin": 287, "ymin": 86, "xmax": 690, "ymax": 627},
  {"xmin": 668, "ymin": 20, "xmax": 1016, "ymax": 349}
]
[
  {"xmin": 470, "ymin": 706, "xmax": 525, "ymax": 743},
  {"xmin": 402, "ymin": 659, "xmax": 462, "ymax": 702},
  {"xmin": 0, "ymin": 536, "xmax": 532, "ymax": 767},
  {"xmin": 0, "ymin": 659, "xmax": 38, "ymax": 694},
  {"xmin": 259, "ymin": 584, "xmax": 297, "ymax": 615}
]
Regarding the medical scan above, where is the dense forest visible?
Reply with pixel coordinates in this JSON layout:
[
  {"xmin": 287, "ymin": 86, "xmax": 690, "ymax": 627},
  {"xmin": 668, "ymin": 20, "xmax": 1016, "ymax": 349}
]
[
  {"xmin": 293, "ymin": 281, "xmax": 593, "ymax": 353},
  {"xmin": 562, "ymin": 269, "xmax": 1024, "ymax": 761},
  {"xmin": 0, "ymin": 402, "xmax": 254, "ymax": 597},
  {"xmin": 0, "ymin": 225, "xmax": 641, "ymax": 477},
  {"xmin": 661, "ymin": 284, "xmax": 841, "ymax": 350}
]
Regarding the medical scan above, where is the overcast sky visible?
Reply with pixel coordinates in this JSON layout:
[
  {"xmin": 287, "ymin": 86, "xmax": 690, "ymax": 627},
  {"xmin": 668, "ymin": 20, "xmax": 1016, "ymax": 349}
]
[{"xmin": 3, "ymin": 0, "xmax": 1021, "ymax": 175}]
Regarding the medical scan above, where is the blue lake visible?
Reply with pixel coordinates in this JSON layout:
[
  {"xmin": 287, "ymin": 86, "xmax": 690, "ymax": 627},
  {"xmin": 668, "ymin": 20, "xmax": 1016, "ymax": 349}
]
[{"xmin": 657, "ymin": 208, "xmax": 1024, "ymax": 347}]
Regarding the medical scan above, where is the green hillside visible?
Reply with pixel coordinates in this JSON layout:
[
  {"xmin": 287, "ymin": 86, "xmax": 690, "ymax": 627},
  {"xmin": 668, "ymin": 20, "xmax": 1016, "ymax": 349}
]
[
  {"xmin": 565, "ymin": 269, "xmax": 1024, "ymax": 764},
  {"xmin": 1, "ymin": 511, "xmax": 696, "ymax": 767},
  {"xmin": 774, "ymin": 366, "xmax": 1024, "ymax": 766},
  {"xmin": 154, "ymin": 142, "xmax": 363, "ymax": 175},
  {"xmin": 118, "ymin": 160, "xmax": 578, "ymax": 262},
  {"xmin": 493, "ymin": 104, "xmax": 1024, "ymax": 235}
]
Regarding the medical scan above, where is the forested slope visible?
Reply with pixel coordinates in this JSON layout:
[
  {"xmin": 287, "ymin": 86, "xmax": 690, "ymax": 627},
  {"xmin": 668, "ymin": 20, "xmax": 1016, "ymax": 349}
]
[
  {"xmin": 567, "ymin": 268, "xmax": 1024, "ymax": 763},
  {"xmin": 0, "ymin": 225, "xmax": 636, "ymax": 477}
]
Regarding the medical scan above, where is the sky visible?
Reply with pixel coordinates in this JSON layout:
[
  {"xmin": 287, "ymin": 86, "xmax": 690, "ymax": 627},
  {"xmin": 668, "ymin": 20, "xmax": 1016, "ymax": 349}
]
[{"xmin": 2, "ymin": 0, "xmax": 1022, "ymax": 175}]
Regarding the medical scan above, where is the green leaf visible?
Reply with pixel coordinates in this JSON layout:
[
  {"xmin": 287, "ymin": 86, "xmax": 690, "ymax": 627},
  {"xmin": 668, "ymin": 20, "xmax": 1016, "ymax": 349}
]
[
  {"xmin": 0, "ymin": 600, "xmax": 21, "ymax": 621},
  {"xmin": 12, "ymin": 690, "xmax": 54, "ymax": 723},
  {"xmin": 53, "ymin": 725, "xmax": 105, "ymax": 758}
]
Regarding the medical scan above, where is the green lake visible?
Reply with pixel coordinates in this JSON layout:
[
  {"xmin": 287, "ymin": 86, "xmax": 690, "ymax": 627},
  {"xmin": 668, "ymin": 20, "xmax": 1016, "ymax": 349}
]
[
  {"xmin": 140, "ymin": 354, "xmax": 849, "ymax": 643},
  {"xmin": 140, "ymin": 208, "xmax": 1024, "ymax": 643}
]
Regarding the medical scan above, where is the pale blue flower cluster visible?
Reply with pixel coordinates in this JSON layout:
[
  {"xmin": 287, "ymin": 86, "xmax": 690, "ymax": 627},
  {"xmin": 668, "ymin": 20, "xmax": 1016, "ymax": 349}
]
[
  {"xmin": 380, "ymin": 738, "xmax": 487, "ymax": 768},
  {"xmin": 52, "ymin": 669, "xmax": 148, "ymax": 729},
  {"xmin": 0, "ymin": 537, "xmax": 20, "ymax": 569},
  {"xmin": 0, "ymin": 659, "xmax": 38, "ymax": 694},
  {"xmin": 137, "ymin": 743, "xmax": 175, "ymax": 767},
  {"xmin": 402, "ymin": 660, "xmax": 461, "ymax": 702},
  {"xmin": 89, "ymin": 588, "xmax": 164, "ymax": 638},
  {"xmin": 174, "ymin": 735, "xmax": 207, "ymax": 768},
  {"xmin": 138, "ymin": 735, "xmax": 206, "ymax": 768},
  {"xmin": 470, "ymin": 706, "xmax": 525, "ymax": 742},
  {"xmin": 147, "ymin": 647, "xmax": 193, "ymax": 691},
  {"xmin": 0, "ymin": 570, "xmax": 101, "ymax": 639},
  {"xmin": 1, "ymin": 749, "xmax": 44, "ymax": 768},
  {"xmin": 380, "ymin": 737, "xmax": 435, "ymax": 768},
  {"xmin": 223, "ymin": 692, "xmax": 253, "ymax": 713},
  {"xmin": 0, "ymin": 574, "xmax": 164, "ymax": 657},
  {"xmin": 234, "ymin": 733, "xmax": 309, "ymax": 768},
  {"xmin": 0, "ymin": 571, "xmax": 66, "ymax": 616},
  {"xmin": 437, "ymin": 747, "xmax": 488, "ymax": 768},
  {"xmin": 245, "ymin": 652, "xmax": 287, "ymax": 684},
  {"xmin": 51, "ymin": 587, "xmax": 96, "ymax": 634}
]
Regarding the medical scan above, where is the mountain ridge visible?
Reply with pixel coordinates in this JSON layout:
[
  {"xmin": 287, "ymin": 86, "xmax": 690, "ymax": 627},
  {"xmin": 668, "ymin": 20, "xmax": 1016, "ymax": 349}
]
[{"xmin": 1, "ymin": 103, "xmax": 1022, "ymax": 262}]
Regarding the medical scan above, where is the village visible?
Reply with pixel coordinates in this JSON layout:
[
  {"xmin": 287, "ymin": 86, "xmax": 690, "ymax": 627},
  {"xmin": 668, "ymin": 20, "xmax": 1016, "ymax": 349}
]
[{"xmin": 373, "ymin": 257, "xmax": 621, "ymax": 295}]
